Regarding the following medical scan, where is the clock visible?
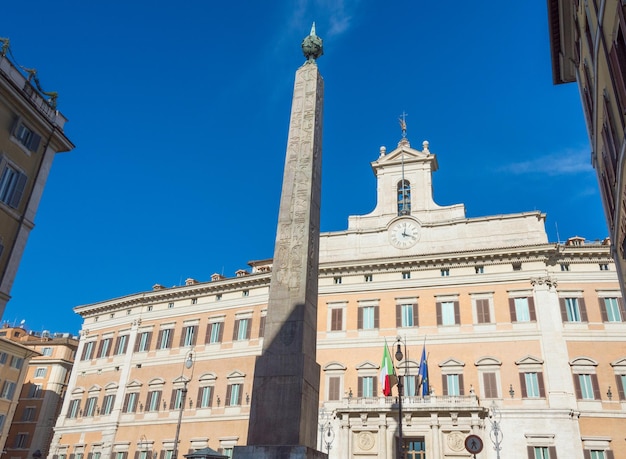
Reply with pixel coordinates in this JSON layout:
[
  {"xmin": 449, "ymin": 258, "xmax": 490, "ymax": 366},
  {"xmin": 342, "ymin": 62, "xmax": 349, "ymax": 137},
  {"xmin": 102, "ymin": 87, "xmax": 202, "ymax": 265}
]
[{"xmin": 388, "ymin": 219, "xmax": 420, "ymax": 249}]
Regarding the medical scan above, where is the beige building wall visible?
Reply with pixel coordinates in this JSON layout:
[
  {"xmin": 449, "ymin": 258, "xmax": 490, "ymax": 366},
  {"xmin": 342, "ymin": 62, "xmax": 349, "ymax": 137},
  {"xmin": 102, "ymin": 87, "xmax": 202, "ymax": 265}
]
[{"xmin": 50, "ymin": 136, "xmax": 625, "ymax": 459}]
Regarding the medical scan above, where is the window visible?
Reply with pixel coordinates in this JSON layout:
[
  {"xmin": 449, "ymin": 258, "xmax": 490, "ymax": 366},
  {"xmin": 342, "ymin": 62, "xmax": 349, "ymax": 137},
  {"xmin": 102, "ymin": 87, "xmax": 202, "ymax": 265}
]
[
  {"xmin": 226, "ymin": 383, "xmax": 242, "ymax": 406},
  {"xmin": 168, "ymin": 302, "xmax": 174, "ymax": 308},
  {"xmin": 560, "ymin": 264, "xmax": 570, "ymax": 271},
  {"xmin": 512, "ymin": 262, "xmax": 522, "ymax": 271},
  {"xmin": 599, "ymin": 263, "xmax": 609, "ymax": 271},
  {"xmin": 475, "ymin": 298, "xmax": 491, "ymax": 324},
  {"xmin": 115, "ymin": 335, "xmax": 128, "ymax": 354},
  {"xmin": 67, "ymin": 399, "xmax": 81, "ymax": 418},
  {"xmin": 0, "ymin": 161, "xmax": 27, "ymax": 209},
  {"xmin": 482, "ymin": 372, "xmax": 499, "ymax": 398},
  {"xmin": 197, "ymin": 386, "xmax": 213, "ymax": 408},
  {"xmin": 601, "ymin": 297, "xmax": 624, "ymax": 322},
  {"xmin": 180, "ymin": 325, "xmax": 198, "ymax": 347},
  {"xmin": 585, "ymin": 451, "xmax": 609, "ymax": 459},
  {"xmin": 101, "ymin": 394, "xmax": 115, "ymax": 415},
  {"xmin": 358, "ymin": 376, "xmax": 376, "ymax": 397},
  {"xmin": 84, "ymin": 396, "xmax": 97, "ymax": 417},
  {"xmin": 330, "ymin": 308, "xmax": 343, "ymax": 331},
  {"xmin": 334, "ymin": 276, "xmax": 342, "ymax": 284},
  {"xmin": 436, "ymin": 301, "xmax": 460, "ymax": 326},
  {"xmin": 442, "ymin": 374, "xmax": 464, "ymax": 396},
  {"xmin": 122, "ymin": 392, "xmax": 138, "ymax": 413},
  {"xmin": 1, "ymin": 381, "xmax": 16, "ymax": 399},
  {"xmin": 97, "ymin": 338, "xmax": 112, "ymax": 358},
  {"xmin": 233, "ymin": 318, "xmax": 251, "ymax": 341},
  {"xmin": 10, "ymin": 356, "xmax": 23, "ymax": 369},
  {"xmin": 397, "ymin": 303, "xmax": 418, "ymax": 327},
  {"xmin": 28, "ymin": 384, "xmax": 42, "ymax": 398},
  {"xmin": 441, "ymin": 268, "xmax": 450, "ymax": 277},
  {"xmin": 135, "ymin": 331, "xmax": 152, "ymax": 352},
  {"xmin": 0, "ymin": 352, "xmax": 7, "ymax": 364},
  {"xmin": 529, "ymin": 446, "xmax": 556, "ymax": 459},
  {"xmin": 364, "ymin": 274, "xmax": 373, "ymax": 282},
  {"xmin": 397, "ymin": 179, "xmax": 411, "ymax": 215},
  {"xmin": 402, "ymin": 271, "xmax": 411, "ymax": 279},
  {"xmin": 157, "ymin": 329, "xmax": 173, "ymax": 350},
  {"xmin": 191, "ymin": 298, "xmax": 198, "ymax": 304},
  {"xmin": 615, "ymin": 373, "xmax": 626, "ymax": 400},
  {"xmin": 509, "ymin": 297, "xmax": 536, "ymax": 322},
  {"xmin": 242, "ymin": 290, "xmax": 249, "ymax": 297},
  {"xmin": 13, "ymin": 432, "xmax": 28, "ymax": 449},
  {"xmin": 520, "ymin": 372, "xmax": 545, "ymax": 398},
  {"xmin": 475, "ymin": 266, "xmax": 484, "ymax": 274},
  {"xmin": 358, "ymin": 305, "xmax": 379, "ymax": 330},
  {"xmin": 34, "ymin": 367, "xmax": 47, "ymax": 378},
  {"xmin": 146, "ymin": 390, "xmax": 162, "ymax": 412},
  {"xmin": 328, "ymin": 377, "xmax": 341, "ymax": 401},
  {"xmin": 82, "ymin": 341, "xmax": 95, "ymax": 360},
  {"xmin": 575, "ymin": 374, "xmax": 600, "ymax": 400},
  {"xmin": 171, "ymin": 388, "xmax": 184, "ymax": 410},
  {"xmin": 42, "ymin": 347, "xmax": 52, "ymax": 356},
  {"xmin": 404, "ymin": 375, "xmax": 417, "ymax": 396},
  {"xmin": 0, "ymin": 414, "xmax": 5, "ymax": 430},
  {"xmin": 21, "ymin": 407, "xmax": 35, "ymax": 421},
  {"xmin": 206, "ymin": 322, "xmax": 223, "ymax": 344},
  {"xmin": 13, "ymin": 121, "xmax": 41, "ymax": 151},
  {"xmin": 216, "ymin": 294, "xmax": 222, "ymax": 301},
  {"xmin": 559, "ymin": 297, "xmax": 588, "ymax": 322}
]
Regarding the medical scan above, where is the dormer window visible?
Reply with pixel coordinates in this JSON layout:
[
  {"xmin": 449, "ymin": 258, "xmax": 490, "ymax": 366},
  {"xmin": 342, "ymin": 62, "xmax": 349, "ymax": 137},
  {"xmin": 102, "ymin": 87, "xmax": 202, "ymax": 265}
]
[{"xmin": 397, "ymin": 180, "xmax": 411, "ymax": 216}]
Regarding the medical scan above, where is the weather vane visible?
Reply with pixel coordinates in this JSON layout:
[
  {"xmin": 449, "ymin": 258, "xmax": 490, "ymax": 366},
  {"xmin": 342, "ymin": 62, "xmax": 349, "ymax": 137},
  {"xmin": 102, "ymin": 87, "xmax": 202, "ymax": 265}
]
[{"xmin": 399, "ymin": 112, "xmax": 408, "ymax": 138}]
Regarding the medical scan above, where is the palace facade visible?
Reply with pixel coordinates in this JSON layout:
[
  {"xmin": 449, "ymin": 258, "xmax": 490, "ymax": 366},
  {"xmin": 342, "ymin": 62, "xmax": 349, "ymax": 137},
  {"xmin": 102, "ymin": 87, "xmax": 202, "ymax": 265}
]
[{"xmin": 49, "ymin": 136, "xmax": 624, "ymax": 459}]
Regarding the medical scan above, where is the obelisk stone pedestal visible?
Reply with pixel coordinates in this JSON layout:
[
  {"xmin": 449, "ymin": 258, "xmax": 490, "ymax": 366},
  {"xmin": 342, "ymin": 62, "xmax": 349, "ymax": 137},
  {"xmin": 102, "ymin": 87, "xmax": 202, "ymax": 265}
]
[{"xmin": 234, "ymin": 26, "xmax": 325, "ymax": 459}]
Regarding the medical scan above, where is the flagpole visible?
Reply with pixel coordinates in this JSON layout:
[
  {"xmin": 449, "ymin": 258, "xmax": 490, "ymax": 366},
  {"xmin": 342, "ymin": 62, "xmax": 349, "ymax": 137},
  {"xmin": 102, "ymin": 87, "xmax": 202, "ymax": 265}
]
[{"xmin": 395, "ymin": 337, "xmax": 407, "ymax": 459}]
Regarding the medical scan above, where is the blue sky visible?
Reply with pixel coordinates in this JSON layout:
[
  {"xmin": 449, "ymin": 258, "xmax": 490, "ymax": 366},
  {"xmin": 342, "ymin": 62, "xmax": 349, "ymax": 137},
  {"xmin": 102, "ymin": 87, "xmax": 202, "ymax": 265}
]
[{"xmin": 2, "ymin": 1, "xmax": 605, "ymax": 334}]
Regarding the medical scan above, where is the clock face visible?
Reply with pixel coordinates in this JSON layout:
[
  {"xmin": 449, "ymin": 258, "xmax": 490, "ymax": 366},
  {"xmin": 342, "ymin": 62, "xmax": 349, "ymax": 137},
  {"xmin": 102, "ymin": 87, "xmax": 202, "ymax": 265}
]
[{"xmin": 389, "ymin": 219, "xmax": 420, "ymax": 249}]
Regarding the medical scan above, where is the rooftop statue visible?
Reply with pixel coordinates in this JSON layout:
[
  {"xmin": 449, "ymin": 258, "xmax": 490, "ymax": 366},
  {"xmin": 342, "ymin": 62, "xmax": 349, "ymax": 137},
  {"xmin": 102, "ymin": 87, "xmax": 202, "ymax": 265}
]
[{"xmin": 302, "ymin": 22, "xmax": 323, "ymax": 63}]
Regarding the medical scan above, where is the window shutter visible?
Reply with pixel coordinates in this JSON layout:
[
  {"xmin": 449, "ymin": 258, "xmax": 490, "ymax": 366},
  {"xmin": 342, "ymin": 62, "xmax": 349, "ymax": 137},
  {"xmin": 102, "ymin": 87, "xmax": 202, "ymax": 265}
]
[
  {"xmin": 582, "ymin": 451, "xmax": 591, "ymax": 459},
  {"xmin": 559, "ymin": 298, "xmax": 568, "ymax": 322},
  {"xmin": 606, "ymin": 450, "xmax": 615, "ymax": 459},
  {"xmin": 246, "ymin": 320, "xmax": 251, "ymax": 339},
  {"xmin": 192, "ymin": 326, "xmax": 198, "ymax": 344},
  {"xmin": 157, "ymin": 330, "xmax": 164, "ymax": 349},
  {"xmin": 218, "ymin": 323, "xmax": 223, "ymax": 342},
  {"xmin": 97, "ymin": 340, "xmax": 105, "ymax": 358},
  {"xmin": 122, "ymin": 394, "xmax": 130, "ymax": 412},
  {"xmin": 453, "ymin": 301, "xmax": 460, "ymax": 325},
  {"xmin": 579, "ymin": 298, "xmax": 588, "ymax": 322},
  {"xmin": 548, "ymin": 446, "xmax": 557, "ymax": 458},
  {"xmin": 527, "ymin": 446, "xmax": 534, "ymax": 459},
  {"xmin": 616, "ymin": 374, "xmax": 626, "ymax": 400},
  {"xmin": 619, "ymin": 298, "xmax": 626, "ymax": 320},
  {"xmin": 373, "ymin": 377, "xmax": 378, "ymax": 395},
  {"xmin": 441, "ymin": 375, "xmax": 448, "ymax": 396},
  {"xmin": 179, "ymin": 329, "xmax": 186, "ymax": 347},
  {"xmin": 458, "ymin": 374, "xmax": 465, "ymax": 395},
  {"xmin": 396, "ymin": 304, "xmax": 402, "ymax": 327},
  {"xmin": 600, "ymin": 298, "xmax": 609, "ymax": 322},
  {"xmin": 232, "ymin": 321, "xmax": 239, "ymax": 340},
  {"xmin": 591, "ymin": 374, "xmax": 601, "ymax": 400},
  {"xmin": 525, "ymin": 297, "xmax": 535, "ymax": 321},
  {"xmin": 374, "ymin": 306, "xmax": 380, "ymax": 329},
  {"xmin": 225, "ymin": 385, "xmax": 232, "ymax": 406},
  {"xmin": 413, "ymin": 303, "xmax": 419, "ymax": 326},
  {"xmin": 205, "ymin": 324, "xmax": 212, "ymax": 344},
  {"xmin": 357, "ymin": 308, "xmax": 363, "ymax": 329},
  {"xmin": 328, "ymin": 377, "xmax": 340, "ymax": 401},
  {"xmin": 483, "ymin": 372, "xmax": 497, "ymax": 398},
  {"xmin": 610, "ymin": 44, "xmax": 626, "ymax": 114},
  {"xmin": 155, "ymin": 391, "xmax": 162, "ymax": 410},
  {"xmin": 537, "ymin": 372, "xmax": 546, "ymax": 397},
  {"xmin": 196, "ymin": 388, "xmax": 202, "ymax": 407},
  {"xmin": 259, "ymin": 316, "xmax": 266, "ymax": 338},
  {"xmin": 9, "ymin": 172, "xmax": 26, "ymax": 209},
  {"xmin": 508, "ymin": 298, "xmax": 517, "ymax": 322},
  {"xmin": 357, "ymin": 377, "xmax": 363, "ymax": 398},
  {"xmin": 436, "ymin": 303, "xmax": 442, "ymax": 325},
  {"xmin": 520, "ymin": 373, "xmax": 527, "ymax": 398},
  {"xmin": 573, "ymin": 375, "xmax": 583, "ymax": 399},
  {"xmin": 170, "ymin": 390, "xmax": 177, "ymax": 410}
]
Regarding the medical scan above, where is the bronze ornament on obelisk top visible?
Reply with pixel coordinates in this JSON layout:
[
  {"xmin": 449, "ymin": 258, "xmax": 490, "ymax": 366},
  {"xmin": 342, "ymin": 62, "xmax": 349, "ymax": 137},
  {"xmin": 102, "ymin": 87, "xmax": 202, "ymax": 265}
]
[{"xmin": 233, "ymin": 25, "xmax": 326, "ymax": 459}]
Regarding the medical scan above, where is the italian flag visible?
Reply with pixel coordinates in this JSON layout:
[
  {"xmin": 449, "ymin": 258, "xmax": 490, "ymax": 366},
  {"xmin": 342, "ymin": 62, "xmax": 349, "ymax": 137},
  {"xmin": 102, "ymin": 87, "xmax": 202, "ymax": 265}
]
[{"xmin": 379, "ymin": 340, "xmax": 398, "ymax": 396}]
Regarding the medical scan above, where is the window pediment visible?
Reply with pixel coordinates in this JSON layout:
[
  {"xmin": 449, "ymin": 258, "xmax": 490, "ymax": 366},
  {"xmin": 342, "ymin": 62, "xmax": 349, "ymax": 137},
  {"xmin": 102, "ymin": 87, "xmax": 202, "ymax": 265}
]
[
  {"xmin": 227, "ymin": 370, "xmax": 246, "ymax": 379},
  {"xmin": 126, "ymin": 379, "xmax": 142, "ymax": 389},
  {"xmin": 439, "ymin": 358, "xmax": 465, "ymax": 368},
  {"xmin": 356, "ymin": 361, "xmax": 378, "ymax": 371},
  {"xmin": 515, "ymin": 355, "xmax": 544, "ymax": 366},
  {"xmin": 87, "ymin": 384, "xmax": 102, "ymax": 393},
  {"xmin": 148, "ymin": 377, "xmax": 165, "ymax": 386},
  {"xmin": 475, "ymin": 357, "xmax": 501, "ymax": 367},
  {"xmin": 570, "ymin": 357, "xmax": 598, "ymax": 367},
  {"xmin": 199, "ymin": 372, "xmax": 217, "ymax": 382},
  {"xmin": 324, "ymin": 362, "xmax": 347, "ymax": 371},
  {"xmin": 71, "ymin": 387, "xmax": 85, "ymax": 395}
]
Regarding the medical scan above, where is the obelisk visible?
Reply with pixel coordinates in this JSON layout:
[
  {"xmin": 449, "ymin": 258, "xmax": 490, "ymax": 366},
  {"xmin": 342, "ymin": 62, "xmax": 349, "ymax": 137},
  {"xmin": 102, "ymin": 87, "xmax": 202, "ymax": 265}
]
[{"xmin": 233, "ymin": 25, "xmax": 325, "ymax": 459}]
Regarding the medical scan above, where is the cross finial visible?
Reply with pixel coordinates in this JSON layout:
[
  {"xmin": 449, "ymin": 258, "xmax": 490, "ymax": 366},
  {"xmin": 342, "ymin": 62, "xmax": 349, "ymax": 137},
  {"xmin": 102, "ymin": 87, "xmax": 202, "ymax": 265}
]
[{"xmin": 399, "ymin": 112, "xmax": 408, "ymax": 138}]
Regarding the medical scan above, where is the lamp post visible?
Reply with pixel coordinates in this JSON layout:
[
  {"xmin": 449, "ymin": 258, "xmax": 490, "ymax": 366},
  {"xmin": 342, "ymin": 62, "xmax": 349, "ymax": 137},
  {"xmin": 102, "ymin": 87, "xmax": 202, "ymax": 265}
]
[
  {"xmin": 172, "ymin": 351, "xmax": 194, "ymax": 459},
  {"xmin": 323, "ymin": 420, "xmax": 335, "ymax": 455},
  {"xmin": 395, "ymin": 337, "xmax": 407, "ymax": 459},
  {"xmin": 488, "ymin": 402, "xmax": 503, "ymax": 459}
]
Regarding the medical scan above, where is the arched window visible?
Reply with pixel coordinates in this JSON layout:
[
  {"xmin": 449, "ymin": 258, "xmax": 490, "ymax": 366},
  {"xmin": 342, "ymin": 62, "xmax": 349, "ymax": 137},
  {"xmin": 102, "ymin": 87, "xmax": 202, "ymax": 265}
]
[{"xmin": 397, "ymin": 180, "xmax": 411, "ymax": 215}]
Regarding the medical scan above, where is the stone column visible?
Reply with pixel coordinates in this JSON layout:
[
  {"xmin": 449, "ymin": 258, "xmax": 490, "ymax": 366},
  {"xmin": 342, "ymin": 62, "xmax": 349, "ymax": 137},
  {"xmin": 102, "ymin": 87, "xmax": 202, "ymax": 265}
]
[{"xmin": 234, "ymin": 27, "xmax": 325, "ymax": 459}]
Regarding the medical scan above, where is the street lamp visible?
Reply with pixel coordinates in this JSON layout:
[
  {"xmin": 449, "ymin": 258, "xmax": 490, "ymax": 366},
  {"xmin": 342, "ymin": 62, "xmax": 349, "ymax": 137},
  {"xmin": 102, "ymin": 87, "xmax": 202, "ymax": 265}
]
[
  {"xmin": 395, "ymin": 337, "xmax": 407, "ymax": 459},
  {"xmin": 488, "ymin": 402, "xmax": 503, "ymax": 459},
  {"xmin": 172, "ymin": 351, "xmax": 194, "ymax": 459}
]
